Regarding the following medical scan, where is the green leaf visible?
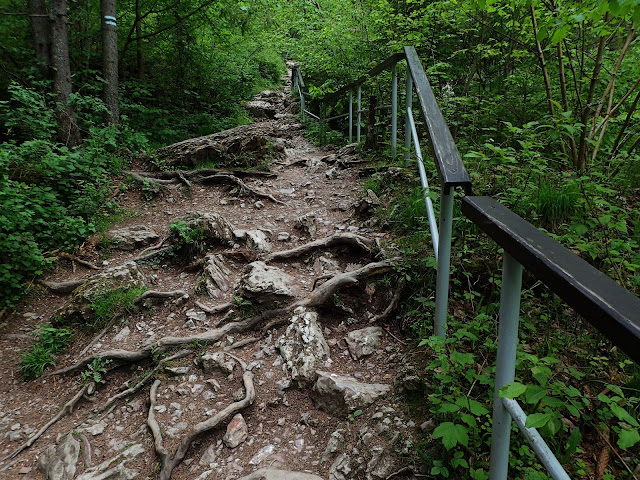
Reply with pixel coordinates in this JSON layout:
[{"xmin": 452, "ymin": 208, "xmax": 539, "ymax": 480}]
[
  {"xmin": 499, "ymin": 382, "xmax": 527, "ymax": 399},
  {"xmin": 432, "ymin": 422, "xmax": 469, "ymax": 450},
  {"xmin": 525, "ymin": 412, "xmax": 553, "ymax": 429},
  {"xmin": 610, "ymin": 404, "xmax": 639, "ymax": 427},
  {"xmin": 525, "ymin": 385, "xmax": 547, "ymax": 404},
  {"xmin": 618, "ymin": 428, "xmax": 640, "ymax": 449},
  {"xmin": 565, "ymin": 427, "xmax": 581, "ymax": 456}
]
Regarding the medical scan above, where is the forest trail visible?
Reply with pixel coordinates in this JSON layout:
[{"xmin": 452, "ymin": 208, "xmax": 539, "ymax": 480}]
[{"xmin": 0, "ymin": 72, "xmax": 423, "ymax": 479}]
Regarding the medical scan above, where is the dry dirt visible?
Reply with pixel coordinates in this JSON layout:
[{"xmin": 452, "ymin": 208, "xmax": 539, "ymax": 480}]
[{"xmin": 0, "ymin": 73, "xmax": 425, "ymax": 480}]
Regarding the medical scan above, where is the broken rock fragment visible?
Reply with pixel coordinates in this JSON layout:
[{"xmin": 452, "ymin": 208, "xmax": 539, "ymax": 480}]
[
  {"xmin": 223, "ymin": 413, "xmax": 248, "ymax": 448},
  {"xmin": 203, "ymin": 253, "xmax": 232, "ymax": 296},
  {"xmin": 184, "ymin": 212, "xmax": 235, "ymax": 245},
  {"xmin": 238, "ymin": 469, "xmax": 324, "ymax": 480},
  {"xmin": 107, "ymin": 224, "xmax": 159, "ymax": 250},
  {"xmin": 313, "ymin": 371, "xmax": 391, "ymax": 416},
  {"xmin": 345, "ymin": 326, "xmax": 383, "ymax": 360},
  {"xmin": 37, "ymin": 434, "xmax": 80, "ymax": 480}
]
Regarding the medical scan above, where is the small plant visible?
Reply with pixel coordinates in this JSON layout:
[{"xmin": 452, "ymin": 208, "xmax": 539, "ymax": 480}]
[
  {"xmin": 169, "ymin": 220, "xmax": 205, "ymax": 255},
  {"xmin": 81, "ymin": 357, "xmax": 112, "ymax": 384},
  {"xmin": 348, "ymin": 409, "xmax": 363, "ymax": 422},
  {"xmin": 89, "ymin": 286, "xmax": 146, "ymax": 329},
  {"xmin": 19, "ymin": 323, "xmax": 72, "ymax": 380},
  {"xmin": 233, "ymin": 296, "xmax": 258, "ymax": 318},
  {"xmin": 141, "ymin": 178, "xmax": 160, "ymax": 200}
]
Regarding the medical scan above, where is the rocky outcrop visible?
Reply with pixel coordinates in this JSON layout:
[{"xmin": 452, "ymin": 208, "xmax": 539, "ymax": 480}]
[
  {"xmin": 235, "ymin": 261, "xmax": 295, "ymax": 305},
  {"xmin": 276, "ymin": 307, "xmax": 330, "ymax": 387},
  {"xmin": 202, "ymin": 253, "xmax": 232, "ymax": 297},
  {"xmin": 106, "ymin": 224, "xmax": 159, "ymax": 250},
  {"xmin": 235, "ymin": 229, "xmax": 272, "ymax": 252},
  {"xmin": 237, "ymin": 469, "xmax": 323, "ymax": 480},
  {"xmin": 183, "ymin": 212, "xmax": 235, "ymax": 245},
  {"xmin": 312, "ymin": 372, "xmax": 391, "ymax": 416},
  {"xmin": 55, "ymin": 261, "xmax": 146, "ymax": 323},
  {"xmin": 75, "ymin": 443, "xmax": 144, "ymax": 480},
  {"xmin": 37, "ymin": 434, "xmax": 80, "ymax": 480}
]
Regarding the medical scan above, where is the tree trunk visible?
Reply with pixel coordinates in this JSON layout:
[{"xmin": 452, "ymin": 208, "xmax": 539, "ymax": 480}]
[
  {"xmin": 28, "ymin": 0, "xmax": 52, "ymax": 78},
  {"xmin": 136, "ymin": 0, "xmax": 144, "ymax": 79},
  {"xmin": 101, "ymin": 0, "xmax": 119, "ymax": 125},
  {"xmin": 50, "ymin": 0, "xmax": 81, "ymax": 146}
]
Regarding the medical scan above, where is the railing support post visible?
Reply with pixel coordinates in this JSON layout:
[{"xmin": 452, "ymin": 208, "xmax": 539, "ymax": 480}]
[
  {"xmin": 489, "ymin": 252, "xmax": 523, "ymax": 480},
  {"xmin": 300, "ymin": 87, "xmax": 305, "ymax": 120},
  {"xmin": 357, "ymin": 86, "xmax": 362, "ymax": 143},
  {"xmin": 391, "ymin": 63, "xmax": 398, "ymax": 157},
  {"xmin": 434, "ymin": 187, "xmax": 454, "ymax": 337},
  {"xmin": 404, "ymin": 73, "xmax": 413, "ymax": 166},
  {"xmin": 349, "ymin": 91, "xmax": 353, "ymax": 143}
]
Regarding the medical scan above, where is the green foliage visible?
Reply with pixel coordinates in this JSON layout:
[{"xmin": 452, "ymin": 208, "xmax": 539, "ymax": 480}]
[
  {"xmin": 81, "ymin": 357, "xmax": 112, "ymax": 385},
  {"xmin": 19, "ymin": 323, "xmax": 72, "ymax": 380},
  {"xmin": 169, "ymin": 221, "xmax": 205, "ymax": 256}
]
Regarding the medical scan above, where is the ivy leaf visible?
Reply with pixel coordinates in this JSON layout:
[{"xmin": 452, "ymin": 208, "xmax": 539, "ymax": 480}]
[
  {"xmin": 432, "ymin": 422, "xmax": 469, "ymax": 450},
  {"xmin": 499, "ymin": 382, "xmax": 527, "ymax": 399},
  {"xmin": 618, "ymin": 428, "xmax": 640, "ymax": 449},
  {"xmin": 525, "ymin": 412, "xmax": 553, "ymax": 429}
]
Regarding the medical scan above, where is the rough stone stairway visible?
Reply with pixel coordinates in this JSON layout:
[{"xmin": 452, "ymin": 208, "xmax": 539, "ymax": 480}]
[{"xmin": 0, "ymin": 71, "xmax": 424, "ymax": 480}]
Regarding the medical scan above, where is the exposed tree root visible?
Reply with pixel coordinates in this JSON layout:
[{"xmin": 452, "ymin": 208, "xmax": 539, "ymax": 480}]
[
  {"xmin": 370, "ymin": 278, "xmax": 405, "ymax": 323},
  {"xmin": 132, "ymin": 246, "xmax": 173, "ymax": 263},
  {"xmin": 298, "ymin": 259, "xmax": 396, "ymax": 308},
  {"xmin": 2, "ymin": 384, "xmax": 89, "ymax": 461},
  {"xmin": 126, "ymin": 170, "xmax": 284, "ymax": 204},
  {"xmin": 98, "ymin": 349, "xmax": 192, "ymax": 413},
  {"xmin": 125, "ymin": 168, "xmax": 276, "ymax": 181},
  {"xmin": 138, "ymin": 235, "xmax": 170, "ymax": 257},
  {"xmin": 50, "ymin": 309, "xmax": 288, "ymax": 377},
  {"xmin": 195, "ymin": 301, "xmax": 233, "ymax": 314},
  {"xmin": 41, "ymin": 278, "xmax": 87, "ymax": 294},
  {"xmin": 59, "ymin": 252, "xmax": 100, "ymax": 270},
  {"xmin": 148, "ymin": 352, "xmax": 255, "ymax": 480},
  {"xmin": 134, "ymin": 290, "xmax": 188, "ymax": 303},
  {"xmin": 264, "ymin": 233, "xmax": 374, "ymax": 262},
  {"xmin": 224, "ymin": 336, "xmax": 260, "ymax": 351}
]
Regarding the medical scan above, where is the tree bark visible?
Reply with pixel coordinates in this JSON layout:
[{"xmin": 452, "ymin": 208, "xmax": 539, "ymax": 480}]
[
  {"xmin": 135, "ymin": 0, "xmax": 144, "ymax": 79},
  {"xmin": 101, "ymin": 0, "xmax": 119, "ymax": 125},
  {"xmin": 27, "ymin": 0, "xmax": 52, "ymax": 78},
  {"xmin": 50, "ymin": 0, "xmax": 81, "ymax": 146}
]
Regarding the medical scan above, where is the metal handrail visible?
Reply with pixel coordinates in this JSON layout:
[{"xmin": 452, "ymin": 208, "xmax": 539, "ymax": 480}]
[{"xmin": 292, "ymin": 49, "xmax": 640, "ymax": 480}]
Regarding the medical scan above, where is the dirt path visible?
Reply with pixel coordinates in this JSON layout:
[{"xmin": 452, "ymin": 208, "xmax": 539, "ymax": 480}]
[{"xmin": 0, "ymin": 73, "xmax": 422, "ymax": 480}]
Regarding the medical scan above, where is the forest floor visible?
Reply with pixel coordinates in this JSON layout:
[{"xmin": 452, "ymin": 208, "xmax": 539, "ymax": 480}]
[{"xmin": 0, "ymin": 72, "xmax": 425, "ymax": 480}]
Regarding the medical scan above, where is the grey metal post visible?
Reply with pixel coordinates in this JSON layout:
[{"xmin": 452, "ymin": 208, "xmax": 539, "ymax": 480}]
[
  {"xmin": 489, "ymin": 253, "xmax": 524, "ymax": 480},
  {"xmin": 300, "ymin": 88, "xmax": 305, "ymax": 120},
  {"xmin": 404, "ymin": 73, "xmax": 413, "ymax": 165},
  {"xmin": 357, "ymin": 86, "xmax": 362, "ymax": 143},
  {"xmin": 391, "ymin": 63, "xmax": 398, "ymax": 157},
  {"xmin": 349, "ymin": 91, "xmax": 353, "ymax": 143},
  {"xmin": 434, "ymin": 187, "xmax": 454, "ymax": 337}
]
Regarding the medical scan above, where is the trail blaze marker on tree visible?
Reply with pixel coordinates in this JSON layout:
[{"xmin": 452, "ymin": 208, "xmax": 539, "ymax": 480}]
[{"xmin": 104, "ymin": 16, "xmax": 116, "ymax": 27}]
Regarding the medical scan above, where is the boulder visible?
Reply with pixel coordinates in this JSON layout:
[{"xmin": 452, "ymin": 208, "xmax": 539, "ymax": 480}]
[
  {"xmin": 295, "ymin": 212, "xmax": 317, "ymax": 238},
  {"xmin": 345, "ymin": 326, "xmax": 383, "ymax": 360},
  {"xmin": 202, "ymin": 352, "xmax": 235, "ymax": 374},
  {"xmin": 106, "ymin": 225, "xmax": 159, "ymax": 251},
  {"xmin": 245, "ymin": 100, "xmax": 277, "ymax": 119},
  {"xmin": 235, "ymin": 261, "xmax": 295, "ymax": 305},
  {"xmin": 235, "ymin": 229, "xmax": 272, "ymax": 252},
  {"xmin": 75, "ymin": 443, "xmax": 144, "ymax": 480},
  {"xmin": 55, "ymin": 261, "xmax": 146, "ymax": 323},
  {"xmin": 203, "ymin": 253, "xmax": 232, "ymax": 296},
  {"xmin": 313, "ymin": 372, "xmax": 391, "ymax": 416},
  {"xmin": 37, "ymin": 434, "xmax": 80, "ymax": 480},
  {"xmin": 238, "ymin": 469, "xmax": 324, "ymax": 480},
  {"xmin": 276, "ymin": 307, "xmax": 330, "ymax": 387}
]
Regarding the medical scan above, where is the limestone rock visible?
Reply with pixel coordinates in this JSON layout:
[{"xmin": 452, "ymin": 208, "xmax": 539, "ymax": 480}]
[
  {"xmin": 203, "ymin": 253, "xmax": 232, "ymax": 296},
  {"xmin": 238, "ymin": 469, "xmax": 324, "ymax": 480},
  {"xmin": 55, "ymin": 262, "xmax": 146, "ymax": 323},
  {"xmin": 345, "ymin": 326, "xmax": 383, "ymax": 360},
  {"xmin": 107, "ymin": 224, "xmax": 159, "ymax": 251},
  {"xmin": 184, "ymin": 212, "xmax": 235, "ymax": 245},
  {"xmin": 199, "ymin": 444, "xmax": 217, "ymax": 467},
  {"xmin": 75, "ymin": 443, "xmax": 144, "ymax": 480},
  {"xmin": 245, "ymin": 100, "xmax": 277, "ymax": 119},
  {"xmin": 235, "ymin": 229, "xmax": 272, "ymax": 252},
  {"xmin": 295, "ymin": 212, "xmax": 317, "ymax": 238},
  {"xmin": 276, "ymin": 307, "xmax": 330, "ymax": 387},
  {"xmin": 37, "ymin": 434, "xmax": 80, "ymax": 480},
  {"xmin": 223, "ymin": 413, "xmax": 248, "ymax": 448},
  {"xmin": 235, "ymin": 261, "xmax": 294, "ymax": 305},
  {"xmin": 202, "ymin": 352, "xmax": 235, "ymax": 374},
  {"xmin": 313, "ymin": 372, "xmax": 391, "ymax": 416}
]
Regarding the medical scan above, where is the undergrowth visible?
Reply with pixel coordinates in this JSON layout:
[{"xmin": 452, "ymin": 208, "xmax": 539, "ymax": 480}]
[{"xmin": 20, "ymin": 323, "xmax": 72, "ymax": 380}]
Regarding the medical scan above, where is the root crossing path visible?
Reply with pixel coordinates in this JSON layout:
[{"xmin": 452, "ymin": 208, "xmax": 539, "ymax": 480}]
[{"xmin": 0, "ymin": 74, "xmax": 422, "ymax": 480}]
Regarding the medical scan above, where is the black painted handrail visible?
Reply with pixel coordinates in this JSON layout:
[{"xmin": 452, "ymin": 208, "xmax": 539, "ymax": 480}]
[{"xmin": 462, "ymin": 196, "xmax": 640, "ymax": 364}]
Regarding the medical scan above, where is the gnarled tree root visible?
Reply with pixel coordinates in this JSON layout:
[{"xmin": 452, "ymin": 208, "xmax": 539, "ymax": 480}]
[
  {"xmin": 126, "ymin": 170, "xmax": 284, "ymax": 204},
  {"xmin": 264, "ymin": 232, "xmax": 374, "ymax": 262},
  {"xmin": 41, "ymin": 279, "xmax": 87, "ymax": 294},
  {"xmin": 297, "ymin": 259, "xmax": 396, "ymax": 308},
  {"xmin": 370, "ymin": 277, "xmax": 405, "ymax": 323},
  {"xmin": 148, "ymin": 353, "xmax": 255, "ymax": 480}
]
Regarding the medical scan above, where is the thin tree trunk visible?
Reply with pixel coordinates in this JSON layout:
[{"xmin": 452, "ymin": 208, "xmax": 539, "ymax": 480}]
[
  {"xmin": 28, "ymin": 0, "xmax": 52, "ymax": 78},
  {"xmin": 50, "ymin": 0, "xmax": 81, "ymax": 146},
  {"xmin": 136, "ymin": 0, "xmax": 144, "ymax": 79},
  {"xmin": 530, "ymin": 4, "xmax": 555, "ymax": 117},
  {"xmin": 101, "ymin": 0, "xmax": 119, "ymax": 126}
]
